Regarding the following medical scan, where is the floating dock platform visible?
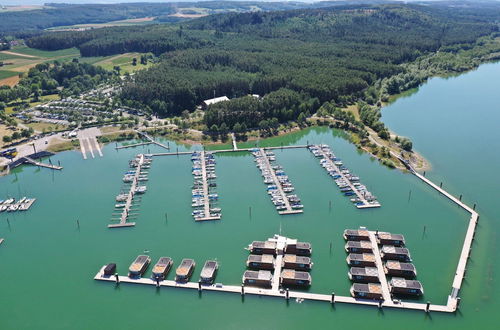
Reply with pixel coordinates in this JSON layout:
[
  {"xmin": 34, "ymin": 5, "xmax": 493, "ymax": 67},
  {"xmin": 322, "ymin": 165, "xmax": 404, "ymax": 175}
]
[
  {"xmin": 253, "ymin": 148, "xmax": 303, "ymax": 215},
  {"xmin": 309, "ymin": 145, "xmax": 380, "ymax": 208}
]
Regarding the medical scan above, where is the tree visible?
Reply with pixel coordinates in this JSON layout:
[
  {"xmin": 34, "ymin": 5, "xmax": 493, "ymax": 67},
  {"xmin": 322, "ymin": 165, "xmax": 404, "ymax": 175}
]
[
  {"xmin": 400, "ymin": 138, "xmax": 413, "ymax": 151},
  {"xmin": 140, "ymin": 55, "xmax": 147, "ymax": 65},
  {"xmin": 2, "ymin": 135, "xmax": 11, "ymax": 143},
  {"xmin": 210, "ymin": 124, "xmax": 218, "ymax": 133},
  {"xmin": 181, "ymin": 110, "xmax": 190, "ymax": 119},
  {"xmin": 233, "ymin": 122, "xmax": 242, "ymax": 133},
  {"xmin": 132, "ymin": 58, "xmax": 137, "ymax": 66}
]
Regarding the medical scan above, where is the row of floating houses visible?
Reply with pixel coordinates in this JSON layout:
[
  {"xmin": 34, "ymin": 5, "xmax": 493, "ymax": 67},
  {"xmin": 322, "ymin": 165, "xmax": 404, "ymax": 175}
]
[
  {"xmin": 0, "ymin": 197, "xmax": 36, "ymax": 212},
  {"xmin": 252, "ymin": 149, "xmax": 304, "ymax": 214},
  {"xmin": 309, "ymin": 145, "xmax": 380, "ymax": 208},
  {"xmin": 191, "ymin": 151, "xmax": 221, "ymax": 221},
  {"xmin": 103, "ymin": 256, "xmax": 219, "ymax": 285},
  {"xmin": 243, "ymin": 235, "xmax": 312, "ymax": 288},
  {"xmin": 345, "ymin": 228, "xmax": 424, "ymax": 300}
]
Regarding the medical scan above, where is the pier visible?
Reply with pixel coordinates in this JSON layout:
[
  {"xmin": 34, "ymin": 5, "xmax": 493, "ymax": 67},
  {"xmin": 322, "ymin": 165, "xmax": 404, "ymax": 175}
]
[
  {"xmin": 310, "ymin": 145, "xmax": 380, "ymax": 209},
  {"xmin": 255, "ymin": 148, "xmax": 303, "ymax": 215},
  {"xmin": 192, "ymin": 151, "xmax": 221, "ymax": 221},
  {"xmin": 115, "ymin": 142, "xmax": 153, "ymax": 150},
  {"xmin": 367, "ymin": 231, "xmax": 392, "ymax": 301},
  {"xmin": 24, "ymin": 157, "xmax": 63, "ymax": 170},
  {"xmin": 108, "ymin": 154, "xmax": 145, "ymax": 228},
  {"xmin": 136, "ymin": 131, "xmax": 170, "ymax": 151}
]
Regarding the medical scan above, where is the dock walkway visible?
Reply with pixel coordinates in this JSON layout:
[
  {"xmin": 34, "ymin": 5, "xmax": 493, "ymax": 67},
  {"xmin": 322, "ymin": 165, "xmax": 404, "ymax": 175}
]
[
  {"xmin": 257, "ymin": 148, "xmax": 302, "ymax": 215},
  {"xmin": 136, "ymin": 131, "xmax": 170, "ymax": 151},
  {"xmin": 24, "ymin": 157, "xmax": 62, "ymax": 170},
  {"xmin": 108, "ymin": 154, "xmax": 144, "ymax": 228},
  {"xmin": 196, "ymin": 151, "xmax": 221, "ymax": 221},
  {"xmin": 312, "ymin": 146, "xmax": 380, "ymax": 209},
  {"xmin": 368, "ymin": 231, "xmax": 392, "ymax": 301}
]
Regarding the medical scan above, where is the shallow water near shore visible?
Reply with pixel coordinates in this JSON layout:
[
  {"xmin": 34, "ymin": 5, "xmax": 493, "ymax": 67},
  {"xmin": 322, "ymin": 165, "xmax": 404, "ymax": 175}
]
[{"xmin": 0, "ymin": 63, "xmax": 499, "ymax": 329}]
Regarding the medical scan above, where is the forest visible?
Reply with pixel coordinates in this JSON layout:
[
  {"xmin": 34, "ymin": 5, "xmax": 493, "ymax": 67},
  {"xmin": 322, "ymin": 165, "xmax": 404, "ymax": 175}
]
[
  {"xmin": 0, "ymin": 1, "xmax": 334, "ymax": 36},
  {"xmin": 0, "ymin": 61, "xmax": 117, "ymax": 105},
  {"xmin": 24, "ymin": 3, "xmax": 500, "ymax": 131}
]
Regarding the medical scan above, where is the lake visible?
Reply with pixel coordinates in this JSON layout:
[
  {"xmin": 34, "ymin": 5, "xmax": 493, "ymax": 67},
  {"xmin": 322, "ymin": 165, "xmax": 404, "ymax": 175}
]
[{"xmin": 0, "ymin": 62, "xmax": 499, "ymax": 329}]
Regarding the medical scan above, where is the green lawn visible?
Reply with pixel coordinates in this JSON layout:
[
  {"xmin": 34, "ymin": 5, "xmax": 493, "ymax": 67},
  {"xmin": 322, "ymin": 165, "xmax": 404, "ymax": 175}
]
[
  {"xmin": 0, "ymin": 70, "xmax": 21, "ymax": 79},
  {"xmin": 10, "ymin": 46, "xmax": 80, "ymax": 58}
]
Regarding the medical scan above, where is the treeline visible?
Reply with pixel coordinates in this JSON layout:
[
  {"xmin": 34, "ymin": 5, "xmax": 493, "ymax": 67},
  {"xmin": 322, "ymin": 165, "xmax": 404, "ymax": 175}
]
[
  {"xmin": 204, "ymin": 89, "xmax": 319, "ymax": 131},
  {"xmin": 0, "ymin": 61, "xmax": 116, "ymax": 104},
  {"xmin": 0, "ymin": 3, "xmax": 176, "ymax": 35},
  {"xmin": 26, "ymin": 26, "xmax": 213, "ymax": 57},
  {"xmin": 0, "ymin": 1, "xmax": 336, "ymax": 36},
  {"xmin": 118, "ymin": 4, "xmax": 500, "ymax": 125}
]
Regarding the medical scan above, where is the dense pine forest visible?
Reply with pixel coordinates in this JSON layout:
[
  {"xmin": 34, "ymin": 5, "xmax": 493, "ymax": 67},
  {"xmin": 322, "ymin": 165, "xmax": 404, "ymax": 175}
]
[{"xmin": 24, "ymin": 3, "xmax": 500, "ymax": 132}]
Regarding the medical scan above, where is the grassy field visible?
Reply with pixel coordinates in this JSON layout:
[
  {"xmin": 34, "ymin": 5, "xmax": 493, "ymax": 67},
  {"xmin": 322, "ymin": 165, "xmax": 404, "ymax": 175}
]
[
  {"xmin": 46, "ymin": 17, "xmax": 157, "ymax": 31},
  {"xmin": 94, "ymin": 53, "xmax": 153, "ymax": 73},
  {"xmin": 26, "ymin": 122, "xmax": 68, "ymax": 133},
  {"xmin": 0, "ymin": 70, "xmax": 21, "ymax": 80},
  {"xmin": 0, "ymin": 46, "xmax": 81, "ymax": 87}
]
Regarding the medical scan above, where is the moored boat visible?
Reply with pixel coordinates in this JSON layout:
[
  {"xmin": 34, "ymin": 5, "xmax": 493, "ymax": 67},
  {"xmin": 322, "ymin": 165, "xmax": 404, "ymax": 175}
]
[
  {"xmin": 389, "ymin": 277, "xmax": 424, "ymax": 296},
  {"xmin": 346, "ymin": 253, "xmax": 376, "ymax": 267},
  {"xmin": 128, "ymin": 255, "xmax": 151, "ymax": 278},
  {"xmin": 345, "ymin": 240, "xmax": 373, "ymax": 253},
  {"xmin": 350, "ymin": 283, "xmax": 384, "ymax": 300},
  {"xmin": 246, "ymin": 254, "xmax": 275, "ymax": 270},
  {"xmin": 152, "ymin": 257, "xmax": 173, "ymax": 280},
  {"xmin": 384, "ymin": 260, "xmax": 417, "ymax": 278},
  {"xmin": 200, "ymin": 260, "xmax": 219, "ymax": 284},
  {"xmin": 348, "ymin": 267, "xmax": 380, "ymax": 283},
  {"xmin": 175, "ymin": 258, "xmax": 195, "ymax": 282},
  {"xmin": 242, "ymin": 270, "xmax": 272, "ymax": 288},
  {"xmin": 280, "ymin": 269, "xmax": 311, "ymax": 287},
  {"xmin": 343, "ymin": 229, "xmax": 370, "ymax": 241},
  {"xmin": 282, "ymin": 254, "xmax": 312, "ymax": 271}
]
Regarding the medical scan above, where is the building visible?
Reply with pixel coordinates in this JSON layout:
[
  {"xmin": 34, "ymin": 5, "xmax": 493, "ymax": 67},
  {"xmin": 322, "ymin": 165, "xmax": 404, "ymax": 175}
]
[{"xmin": 201, "ymin": 96, "xmax": 229, "ymax": 110}]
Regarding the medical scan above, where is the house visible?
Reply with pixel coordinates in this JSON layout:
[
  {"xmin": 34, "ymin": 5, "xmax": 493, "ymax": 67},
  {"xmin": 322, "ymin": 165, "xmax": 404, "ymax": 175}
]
[{"xmin": 201, "ymin": 96, "xmax": 229, "ymax": 110}]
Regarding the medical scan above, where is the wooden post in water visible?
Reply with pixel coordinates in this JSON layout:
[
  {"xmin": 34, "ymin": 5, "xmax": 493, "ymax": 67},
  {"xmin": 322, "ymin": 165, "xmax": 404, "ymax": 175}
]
[
  {"xmin": 331, "ymin": 292, "xmax": 335, "ymax": 305},
  {"xmin": 408, "ymin": 190, "xmax": 412, "ymax": 203},
  {"xmin": 329, "ymin": 200, "xmax": 332, "ymax": 211},
  {"xmin": 241, "ymin": 284, "xmax": 245, "ymax": 296},
  {"xmin": 426, "ymin": 301, "xmax": 430, "ymax": 313},
  {"xmin": 7, "ymin": 218, "xmax": 11, "ymax": 231},
  {"xmin": 165, "ymin": 212, "xmax": 168, "ymax": 223},
  {"xmin": 249, "ymin": 206, "xmax": 252, "ymax": 218},
  {"xmin": 115, "ymin": 273, "xmax": 120, "ymax": 284},
  {"xmin": 77, "ymin": 219, "xmax": 80, "ymax": 229}
]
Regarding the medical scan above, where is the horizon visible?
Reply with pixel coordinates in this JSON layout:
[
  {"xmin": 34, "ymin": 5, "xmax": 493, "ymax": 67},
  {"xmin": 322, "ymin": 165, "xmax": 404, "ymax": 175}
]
[{"xmin": 3, "ymin": 0, "xmax": 496, "ymax": 8}]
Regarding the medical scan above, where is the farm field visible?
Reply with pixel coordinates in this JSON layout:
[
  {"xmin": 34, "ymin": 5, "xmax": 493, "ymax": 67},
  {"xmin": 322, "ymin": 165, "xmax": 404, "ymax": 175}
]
[
  {"xmin": 46, "ymin": 17, "xmax": 157, "ymax": 31},
  {"xmin": 0, "ymin": 46, "xmax": 81, "ymax": 87}
]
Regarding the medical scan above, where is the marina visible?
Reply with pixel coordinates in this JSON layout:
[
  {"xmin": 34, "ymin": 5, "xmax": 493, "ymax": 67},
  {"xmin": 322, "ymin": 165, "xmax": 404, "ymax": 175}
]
[
  {"xmin": 252, "ymin": 148, "xmax": 303, "ymax": 215},
  {"xmin": 308, "ymin": 144, "xmax": 380, "ymax": 208},
  {"xmin": 191, "ymin": 151, "xmax": 221, "ymax": 221}
]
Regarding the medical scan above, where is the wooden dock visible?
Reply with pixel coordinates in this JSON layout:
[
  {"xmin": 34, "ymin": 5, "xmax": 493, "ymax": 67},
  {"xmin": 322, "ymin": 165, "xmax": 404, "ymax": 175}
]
[
  {"xmin": 108, "ymin": 154, "xmax": 144, "ymax": 228},
  {"xmin": 195, "ymin": 151, "xmax": 221, "ymax": 221},
  {"xmin": 116, "ymin": 142, "xmax": 153, "ymax": 150},
  {"xmin": 367, "ymin": 231, "xmax": 392, "ymax": 301},
  {"xmin": 149, "ymin": 145, "xmax": 309, "ymax": 157},
  {"xmin": 24, "ymin": 157, "xmax": 62, "ymax": 170},
  {"xmin": 231, "ymin": 133, "xmax": 238, "ymax": 150},
  {"xmin": 256, "ymin": 148, "xmax": 303, "ymax": 215},
  {"xmin": 93, "ymin": 264, "xmax": 456, "ymax": 313},
  {"xmin": 311, "ymin": 145, "xmax": 380, "ymax": 209},
  {"xmin": 136, "ymin": 131, "xmax": 170, "ymax": 151}
]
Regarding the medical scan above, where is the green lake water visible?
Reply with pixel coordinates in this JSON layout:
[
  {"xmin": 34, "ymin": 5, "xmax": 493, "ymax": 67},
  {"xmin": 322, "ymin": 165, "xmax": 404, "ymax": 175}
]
[{"xmin": 0, "ymin": 62, "xmax": 498, "ymax": 329}]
